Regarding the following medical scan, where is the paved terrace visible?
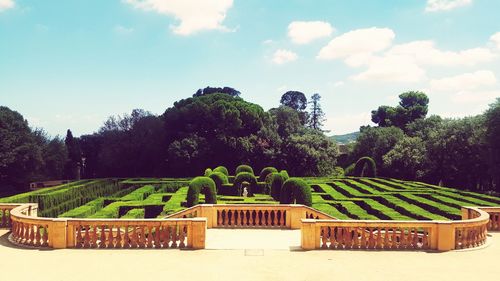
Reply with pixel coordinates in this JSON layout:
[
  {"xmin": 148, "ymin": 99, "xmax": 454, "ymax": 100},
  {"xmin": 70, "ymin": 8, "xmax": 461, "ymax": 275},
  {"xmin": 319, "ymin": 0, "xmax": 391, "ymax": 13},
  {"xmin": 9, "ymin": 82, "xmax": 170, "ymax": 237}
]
[{"xmin": 1, "ymin": 229, "xmax": 499, "ymax": 281}]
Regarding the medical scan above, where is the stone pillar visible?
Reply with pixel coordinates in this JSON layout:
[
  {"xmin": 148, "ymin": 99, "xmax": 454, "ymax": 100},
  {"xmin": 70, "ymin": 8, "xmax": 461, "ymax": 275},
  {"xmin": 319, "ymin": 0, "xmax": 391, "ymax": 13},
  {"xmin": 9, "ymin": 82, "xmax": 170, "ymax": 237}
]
[
  {"xmin": 48, "ymin": 219, "xmax": 68, "ymax": 249},
  {"xmin": 437, "ymin": 222, "xmax": 455, "ymax": 251},
  {"xmin": 190, "ymin": 218, "xmax": 206, "ymax": 249},
  {"xmin": 301, "ymin": 219, "xmax": 318, "ymax": 250},
  {"xmin": 289, "ymin": 205, "xmax": 303, "ymax": 229}
]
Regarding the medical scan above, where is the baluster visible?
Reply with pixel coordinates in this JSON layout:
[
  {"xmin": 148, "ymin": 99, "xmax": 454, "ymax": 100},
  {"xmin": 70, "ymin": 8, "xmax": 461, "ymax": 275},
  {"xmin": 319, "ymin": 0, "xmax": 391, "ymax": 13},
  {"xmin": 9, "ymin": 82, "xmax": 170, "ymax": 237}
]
[
  {"xmin": 129, "ymin": 226, "xmax": 137, "ymax": 248},
  {"xmin": 84, "ymin": 226, "xmax": 90, "ymax": 248},
  {"xmin": 123, "ymin": 226, "xmax": 130, "ymax": 249},
  {"xmin": 270, "ymin": 211, "xmax": 275, "ymax": 226},
  {"xmin": 171, "ymin": 226, "xmax": 178, "ymax": 248},
  {"xmin": 320, "ymin": 227, "xmax": 328, "ymax": 249},
  {"xmin": 34, "ymin": 225, "xmax": 41, "ymax": 247},
  {"xmin": 233, "ymin": 210, "xmax": 239, "ymax": 226},
  {"xmin": 250, "ymin": 210, "xmax": 256, "ymax": 226},
  {"xmin": 383, "ymin": 227, "xmax": 389, "ymax": 249},
  {"xmin": 139, "ymin": 226, "xmax": 146, "ymax": 248},
  {"xmin": 238, "ymin": 211, "xmax": 244, "ymax": 227},
  {"xmin": 217, "ymin": 210, "xmax": 222, "ymax": 226},
  {"xmin": 359, "ymin": 227, "xmax": 366, "ymax": 249},
  {"xmin": 412, "ymin": 228, "xmax": 419, "ymax": 249},
  {"xmin": 165, "ymin": 226, "xmax": 172, "ymax": 248},
  {"xmin": 99, "ymin": 225, "xmax": 106, "ymax": 249},
  {"xmin": 1, "ymin": 209, "xmax": 5, "ymax": 227},
  {"xmin": 392, "ymin": 228, "xmax": 399, "ymax": 249},
  {"xmin": 367, "ymin": 228, "xmax": 375, "ymax": 249},
  {"xmin": 283, "ymin": 211, "xmax": 287, "ymax": 226},
  {"xmin": 258, "ymin": 210, "xmax": 263, "ymax": 226},
  {"xmin": 42, "ymin": 224, "xmax": 48, "ymax": 247},
  {"xmin": 90, "ymin": 225, "xmax": 97, "ymax": 248},
  {"xmin": 107, "ymin": 225, "xmax": 115, "ymax": 248},
  {"xmin": 179, "ymin": 224, "xmax": 186, "ymax": 248},
  {"xmin": 76, "ymin": 225, "xmax": 83, "ymax": 248},
  {"xmin": 29, "ymin": 224, "xmax": 35, "ymax": 245},
  {"xmin": 264, "ymin": 211, "xmax": 269, "ymax": 226},
  {"xmin": 115, "ymin": 226, "xmax": 122, "ymax": 248},
  {"xmin": 153, "ymin": 226, "xmax": 160, "ymax": 248},
  {"xmin": 147, "ymin": 226, "xmax": 154, "ymax": 248}
]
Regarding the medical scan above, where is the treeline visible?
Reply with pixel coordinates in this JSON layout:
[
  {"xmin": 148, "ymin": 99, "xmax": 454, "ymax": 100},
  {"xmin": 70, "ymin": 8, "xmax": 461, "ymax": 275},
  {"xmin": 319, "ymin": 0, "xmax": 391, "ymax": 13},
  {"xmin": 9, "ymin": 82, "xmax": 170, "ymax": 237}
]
[
  {"xmin": 0, "ymin": 88, "xmax": 337, "ymax": 192},
  {"xmin": 343, "ymin": 92, "xmax": 500, "ymax": 192}
]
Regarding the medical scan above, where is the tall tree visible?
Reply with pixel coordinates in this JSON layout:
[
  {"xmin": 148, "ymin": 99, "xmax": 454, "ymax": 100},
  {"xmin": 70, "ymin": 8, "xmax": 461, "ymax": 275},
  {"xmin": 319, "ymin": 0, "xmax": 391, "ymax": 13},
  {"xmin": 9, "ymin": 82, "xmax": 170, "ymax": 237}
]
[
  {"xmin": 194, "ymin": 86, "xmax": 241, "ymax": 97},
  {"xmin": 64, "ymin": 129, "xmax": 81, "ymax": 179},
  {"xmin": 280, "ymin": 91, "xmax": 308, "ymax": 125},
  {"xmin": 482, "ymin": 98, "xmax": 500, "ymax": 191},
  {"xmin": 371, "ymin": 91, "xmax": 429, "ymax": 129},
  {"xmin": 308, "ymin": 93, "xmax": 326, "ymax": 131}
]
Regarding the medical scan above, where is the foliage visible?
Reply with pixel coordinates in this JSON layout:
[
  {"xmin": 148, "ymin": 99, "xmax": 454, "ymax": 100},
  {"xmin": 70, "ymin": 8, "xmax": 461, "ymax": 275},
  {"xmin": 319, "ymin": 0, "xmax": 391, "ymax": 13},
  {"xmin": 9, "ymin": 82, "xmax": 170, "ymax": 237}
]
[
  {"xmin": 308, "ymin": 93, "xmax": 326, "ymax": 131},
  {"xmin": 186, "ymin": 177, "xmax": 217, "ymax": 207},
  {"xmin": 484, "ymin": 98, "xmax": 500, "ymax": 191},
  {"xmin": 236, "ymin": 164, "xmax": 254, "ymax": 175},
  {"xmin": 208, "ymin": 171, "xmax": 229, "ymax": 191},
  {"xmin": 233, "ymin": 172, "xmax": 257, "ymax": 196},
  {"xmin": 280, "ymin": 91, "xmax": 308, "ymax": 111},
  {"xmin": 194, "ymin": 86, "xmax": 241, "ymax": 97},
  {"xmin": 270, "ymin": 172, "xmax": 285, "ymax": 200},
  {"xmin": 371, "ymin": 91, "xmax": 429, "ymax": 129},
  {"xmin": 383, "ymin": 136, "xmax": 427, "ymax": 180},
  {"xmin": 213, "ymin": 166, "xmax": 229, "ymax": 176},
  {"xmin": 259, "ymin": 167, "xmax": 278, "ymax": 182},
  {"xmin": 353, "ymin": 157, "xmax": 377, "ymax": 177},
  {"xmin": 269, "ymin": 106, "xmax": 302, "ymax": 138},
  {"xmin": 279, "ymin": 178, "xmax": 312, "ymax": 206},
  {"xmin": 204, "ymin": 168, "xmax": 213, "ymax": 176},
  {"xmin": 344, "ymin": 163, "xmax": 355, "ymax": 176}
]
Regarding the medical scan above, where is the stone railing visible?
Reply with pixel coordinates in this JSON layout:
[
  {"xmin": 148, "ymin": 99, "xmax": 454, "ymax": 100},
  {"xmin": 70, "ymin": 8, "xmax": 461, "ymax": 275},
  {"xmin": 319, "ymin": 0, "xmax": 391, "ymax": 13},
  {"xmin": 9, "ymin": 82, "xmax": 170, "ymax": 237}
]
[
  {"xmin": 0, "ymin": 203, "xmax": 20, "ymax": 228},
  {"xmin": 167, "ymin": 204, "xmax": 336, "ymax": 229},
  {"xmin": 301, "ymin": 207, "xmax": 490, "ymax": 251},
  {"xmin": 477, "ymin": 207, "xmax": 500, "ymax": 231},
  {"xmin": 2, "ymin": 203, "xmax": 206, "ymax": 249}
]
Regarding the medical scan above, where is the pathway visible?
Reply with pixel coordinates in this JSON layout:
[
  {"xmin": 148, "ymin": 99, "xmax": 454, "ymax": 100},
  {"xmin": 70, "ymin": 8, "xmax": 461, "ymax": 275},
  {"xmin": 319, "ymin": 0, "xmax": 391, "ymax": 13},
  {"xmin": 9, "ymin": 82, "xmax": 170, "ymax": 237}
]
[{"xmin": 205, "ymin": 229, "xmax": 301, "ymax": 250}]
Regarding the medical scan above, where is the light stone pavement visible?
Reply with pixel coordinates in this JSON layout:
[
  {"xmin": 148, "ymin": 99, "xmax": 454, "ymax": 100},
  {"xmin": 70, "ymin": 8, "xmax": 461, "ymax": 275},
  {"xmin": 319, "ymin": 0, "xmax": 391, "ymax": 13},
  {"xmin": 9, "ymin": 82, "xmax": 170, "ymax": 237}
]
[{"xmin": 1, "ymin": 229, "xmax": 499, "ymax": 281}]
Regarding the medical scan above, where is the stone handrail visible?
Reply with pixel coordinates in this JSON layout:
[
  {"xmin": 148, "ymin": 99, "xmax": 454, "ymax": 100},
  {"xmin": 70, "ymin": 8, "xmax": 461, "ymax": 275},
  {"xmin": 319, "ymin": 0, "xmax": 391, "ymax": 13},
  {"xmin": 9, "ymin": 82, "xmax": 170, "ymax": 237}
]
[
  {"xmin": 477, "ymin": 207, "xmax": 500, "ymax": 231},
  {"xmin": 3, "ymin": 203, "xmax": 206, "ymax": 249},
  {"xmin": 0, "ymin": 203, "xmax": 21, "ymax": 228},
  {"xmin": 301, "ymin": 207, "xmax": 490, "ymax": 251},
  {"xmin": 167, "ymin": 204, "xmax": 337, "ymax": 229}
]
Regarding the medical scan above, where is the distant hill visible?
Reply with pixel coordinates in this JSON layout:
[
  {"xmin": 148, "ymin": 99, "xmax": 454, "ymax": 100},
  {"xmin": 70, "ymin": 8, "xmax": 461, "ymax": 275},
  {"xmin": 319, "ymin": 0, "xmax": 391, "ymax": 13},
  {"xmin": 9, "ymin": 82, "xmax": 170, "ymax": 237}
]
[{"xmin": 329, "ymin": 132, "xmax": 360, "ymax": 144}]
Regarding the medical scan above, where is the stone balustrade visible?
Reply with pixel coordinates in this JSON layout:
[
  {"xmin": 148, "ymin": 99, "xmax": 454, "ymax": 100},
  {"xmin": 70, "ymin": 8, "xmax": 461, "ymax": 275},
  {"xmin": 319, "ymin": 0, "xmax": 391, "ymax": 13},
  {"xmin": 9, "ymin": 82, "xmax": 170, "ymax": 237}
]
[
  {"xmin": 0, "ymin": 203, "xmax": 19, "ymax": 228},
  {"xmin": 167, "ymin": 204, "xmax": 336, "ymax": 229},
  {"xmin": 2, "ymin": 203, "xmax": 206, "ymax": 249},
  {"xmin": 478, "ymin": 207, "xmax": 500, "ymax": 231},
  {"xmin": 301, "ymin": 207, "xmax": 490, "ymax": 251}
]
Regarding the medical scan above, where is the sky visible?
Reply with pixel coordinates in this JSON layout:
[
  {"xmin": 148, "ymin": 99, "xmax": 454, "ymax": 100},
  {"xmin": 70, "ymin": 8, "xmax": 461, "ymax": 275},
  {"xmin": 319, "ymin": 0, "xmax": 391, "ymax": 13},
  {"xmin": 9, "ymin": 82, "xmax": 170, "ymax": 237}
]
[{"xmin": 1, "ymin": 0, "xmax": 500, "ymax": 137}]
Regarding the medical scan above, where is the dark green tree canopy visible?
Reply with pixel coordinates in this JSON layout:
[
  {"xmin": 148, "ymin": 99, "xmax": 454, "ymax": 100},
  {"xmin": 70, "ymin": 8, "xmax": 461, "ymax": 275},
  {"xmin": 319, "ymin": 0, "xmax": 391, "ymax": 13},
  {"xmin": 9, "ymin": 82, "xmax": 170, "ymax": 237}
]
[
  {"xmin": 280, "ymin": 91, "xmax": 307, "ymax": 111},
  {"xmin": 371, "ymin": 91, "xmax": 429, "ymax": 129},
  {"xmin": 194, "ymin": 86, "xmax": 241, "ymax": 97},
  {"xmin": 308, "ymin": 93, "xmax": 326, "ymax": 131}
]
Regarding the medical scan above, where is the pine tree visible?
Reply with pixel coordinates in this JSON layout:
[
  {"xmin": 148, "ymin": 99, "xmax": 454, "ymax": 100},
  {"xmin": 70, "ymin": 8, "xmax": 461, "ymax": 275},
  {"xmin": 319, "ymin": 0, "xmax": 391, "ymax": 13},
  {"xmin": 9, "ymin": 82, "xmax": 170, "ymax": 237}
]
[{"xmin": 308, "ymin": 93, "xmax": 326, "ymax": 131}]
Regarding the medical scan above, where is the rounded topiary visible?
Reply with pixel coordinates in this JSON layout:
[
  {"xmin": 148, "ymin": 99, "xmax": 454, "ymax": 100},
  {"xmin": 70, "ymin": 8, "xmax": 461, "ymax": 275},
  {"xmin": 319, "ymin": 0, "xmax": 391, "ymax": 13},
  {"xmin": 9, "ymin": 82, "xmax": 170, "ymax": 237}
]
[
  {"xmin": 344, "ymin": 163, "xmax": 355, "ymax": 176},
  {"xmin": 279, "ymin": 178, "xmax": 312, "ymax": 206},
  {"xmin": 213, "ymin": 166, "xmax": 229, "ymax": 176},
  {"xmin": 270, "ymin": 172, "xmax": 286, "ymax": 200},
  {"xmin": 264, "ymin": 173, "xmax": 274, "ymax": 194},
  {"xmin": 204, "ymin": 168, "xmax": 213, "ymax": 177},
  {"xmin": 280, "ymin": 170, "xmax": 290, "ymax": 180},
  {"xmin": 233, "ymin": 172, "xmax": 257, "ymax": 196},
  {"xmin": 354, "ymin": 157, "xmax": 377, "ymax": 177},
  {"xmin": 235, "ymin": 164, "xmax": 254, "ymax": 175},
  {"xmin": 259, "ymin": 167, "xmax": 278, "ymax": 182},
  {"xmin": 186, "ymin": 177, "xmax": 217, "ymax": 207},
  {"xmin": 208, "ymin": 171, "xmax": 229, "ymax": 192}
]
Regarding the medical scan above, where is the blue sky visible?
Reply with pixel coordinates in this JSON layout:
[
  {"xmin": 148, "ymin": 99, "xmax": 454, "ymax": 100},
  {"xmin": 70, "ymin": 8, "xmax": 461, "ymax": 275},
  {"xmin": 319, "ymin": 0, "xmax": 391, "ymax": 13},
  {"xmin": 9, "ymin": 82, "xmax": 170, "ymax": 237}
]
[{"xmin": 1, "ymin": 0, "xmax": 500, "ymax": 137}]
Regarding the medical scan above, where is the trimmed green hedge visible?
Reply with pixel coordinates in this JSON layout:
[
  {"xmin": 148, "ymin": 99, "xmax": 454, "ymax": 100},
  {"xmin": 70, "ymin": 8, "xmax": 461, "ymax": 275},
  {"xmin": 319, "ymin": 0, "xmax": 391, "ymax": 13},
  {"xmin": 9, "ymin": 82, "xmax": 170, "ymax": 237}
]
[
  {"xmin": 186, "ymin": 177, "xmax": 217, "ymax": 207},
  {"xmin": 208, "ymin": 172, "xmax": 229, "ymax": 192},
  {"xmin": 121, "ymin": 208, "xmax": 145, "ymax": 219},
  {"xmin": 280, "ymin": 178, "xmax": 312, "ymax": 206},
  {"xmin": 235, "ymin": 165, "xmax": 254, "ymax": 175},
  {"xmin": 233, "ymin": 172, "xmax": 257, "ymax": 196},
  {"xmin": 204, "ymin": 168, "xmax": 213, "ymax": 176},
  {"xmin": 270, "ymin": 172, "xmax": 285, "ymax": 200},
  {"xmin": 354, "ymin": 157, "xmax": 377, "ymax": 177},
  {"xmin": 121, "ymin": 185, "xmax": 155, "ymax": 201},
  {"xmin": 259, "ymin": 167, "xmax": 278, "ymax": 182},
  {"xmin": 213, "ymin": 166, "xmax": 229, "ymax": 176}
]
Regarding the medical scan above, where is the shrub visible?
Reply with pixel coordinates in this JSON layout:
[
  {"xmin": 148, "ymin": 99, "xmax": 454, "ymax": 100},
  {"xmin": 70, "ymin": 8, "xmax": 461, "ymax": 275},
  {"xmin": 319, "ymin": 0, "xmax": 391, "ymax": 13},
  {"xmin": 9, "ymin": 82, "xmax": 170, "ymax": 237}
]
[
  {"xmin": 344, "ymin": 163, "xmax": 355, "ymax": 176},
  {"xmin": 235, "ymin": 164, "xmax": 254, "ymax": 175},
  {"xmin": 354, "ymin": 157, "xmax": 377, "ymax": 177},
  {"xmin": 186, "ymin": 177, "xmax": 217, "ymax": 207},
  {"xmin": 204, "ymin": 168, "xmax": 213, "ymax": 177},
  {"xmin": 233, "ymin": 172, "xmax": 257, "ymax": 196},
  {"xmin": 264, "ymin": 173, "xmax": 274, "ymax": 194},
  {"xmin": 279, "ymin": 178, "xmax": 312, "ymax": 206},
  {"xmin": 280, "ymin": 170, "xmax": 290, "ymax": 180},
  {"xmin": 213, "ymin": 166, "xmax": 229, "ymax": 176},
  {"xmin": 270, "ymin": 172, "xmax": 286, "ymax": 200},
  {"xmin": 259, "ymin": 167, "xmax": 278, "ymax": 182},
  {"xmin": 208, "ymin": 172, "xmax": 229, "ymax": 192}
]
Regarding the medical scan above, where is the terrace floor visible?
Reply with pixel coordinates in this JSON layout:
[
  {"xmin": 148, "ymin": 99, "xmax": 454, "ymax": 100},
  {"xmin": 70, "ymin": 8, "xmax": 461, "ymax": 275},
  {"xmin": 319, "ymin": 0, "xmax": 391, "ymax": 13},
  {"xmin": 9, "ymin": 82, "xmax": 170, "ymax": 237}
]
[{"xmin": 0, "ymin": 229, "xmax": 499, "ymax": 281}]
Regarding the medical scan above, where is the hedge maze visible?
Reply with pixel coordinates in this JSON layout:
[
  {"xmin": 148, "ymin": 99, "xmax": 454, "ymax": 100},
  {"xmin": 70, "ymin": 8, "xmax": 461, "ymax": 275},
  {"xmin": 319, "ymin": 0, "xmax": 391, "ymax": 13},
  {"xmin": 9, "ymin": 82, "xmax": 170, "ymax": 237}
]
[
  {"xmin": 1, "ymin": 165, "xmax": 499, "ymax": 221},
  {"xmin": 308, "ymin": 177, "xmax": 500, "ymax": 220}
]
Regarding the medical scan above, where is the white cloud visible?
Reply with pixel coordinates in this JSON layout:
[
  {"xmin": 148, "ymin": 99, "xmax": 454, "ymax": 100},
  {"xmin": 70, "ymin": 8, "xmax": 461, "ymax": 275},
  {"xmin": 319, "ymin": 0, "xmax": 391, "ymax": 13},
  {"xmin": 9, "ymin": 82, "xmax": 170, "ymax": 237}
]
[
  {"xmin": 429, "ymin": 70, "xmax": 497, "ymax": 92},
  {"xmin": 333, "ymin": 81, "xmax": 344, "ymax": 87},
  {"xmin": 317, "ymin": 27, "xmax": 395, "ymax": 60},
  {"xmin": 350, "ymin": 55, "xmax": 426, "ymax": 83},
  {"xmin": 491, "ymin": 32, "xmax": 500, "ymax": 49},
  {"xmin": 124, "ymin": 0, "xmax": 233, "ymax": 36},
  {"xmin": 0, "ymin": 0, "xmax": 14, "ymax": 12},
  {"xmin": 451, "ymin": 90, "xmax": 500, "ymax": 103},
  {"xmin": 386, "ymin": 40, "xmax": 497, "ymax": 66},
  {"xmin": 425, "ymin": 0, "xmax": 472, "ymax": 12},
  {"xmin": 287, "ymin": 21, "xmax": 334, "ymax": 44},
  {"xmin": 272, "ymin": 49, "xmax": 298, "ymax": 64},
  {"xmin": 114, "ymin": 25, "xmax": 134, "ymax": 34}
]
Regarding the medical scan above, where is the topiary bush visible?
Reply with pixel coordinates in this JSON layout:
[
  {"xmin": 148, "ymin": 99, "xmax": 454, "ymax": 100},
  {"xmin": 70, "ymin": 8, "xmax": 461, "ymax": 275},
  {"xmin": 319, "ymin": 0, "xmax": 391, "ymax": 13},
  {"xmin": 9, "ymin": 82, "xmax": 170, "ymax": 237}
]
[
  {"xmin": 208, "ymin": 172, "xmax": 229, "ymax": 192},
  {"xmin": 270, "ymin": 172, "xmax": 286, "ymax": 201},
  {"xmin": 354, "ymin": 157, "xmax": 377, "ymax": 177},
  {"xmin": 213, "ymin": 166, "xmax": 229, "ymax": 176},
  {"xmin": 259, "ymin": 167, "xmax": 278, "ymax": 182},
  {"xmin": 204, "ymin": 168, "xmax": 213, "ymax": 177},
  {"xmin": 344, "ymin": 163, "xmax": 355, "ymax": 176},
  {"xmin": 186, "ymin": 177, "xmax": 217, "ymax": 207},
  {"xmin": 280, "ymin": 170, "xmax": 290, "ymax": 180},
  {"xmin": 279, "ymin": 178, "xmax": 312, "ymax": 206},
  {"xmin": 235, "ymin": 164, "xmax": 254, "ymax": 176},
  {"xmin": 233, "ymin": 172, "xmax": 257, "ymax": 196}
]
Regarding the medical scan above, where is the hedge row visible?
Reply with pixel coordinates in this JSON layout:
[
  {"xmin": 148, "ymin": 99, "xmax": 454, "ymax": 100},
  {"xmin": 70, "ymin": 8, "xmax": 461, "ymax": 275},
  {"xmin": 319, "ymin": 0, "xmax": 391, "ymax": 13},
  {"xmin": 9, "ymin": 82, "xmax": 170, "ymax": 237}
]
[{"xmin": 186, "ymin": 177, "xmax": 217, "ymax": 207}]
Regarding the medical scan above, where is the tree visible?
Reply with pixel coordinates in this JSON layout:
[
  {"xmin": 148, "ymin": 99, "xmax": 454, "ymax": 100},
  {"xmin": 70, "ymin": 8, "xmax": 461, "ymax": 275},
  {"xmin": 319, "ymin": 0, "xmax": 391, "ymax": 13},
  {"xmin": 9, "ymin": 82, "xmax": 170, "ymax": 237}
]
[
  {"xmin": 484, "ymin": 98, "xmax": 500, "ymax": 191},
  {"xmin": 383, "ymin": 136, "xmax": 427, "ymax": 180},
  {"xmin": 269, "ymin": 106, "xmax": 302, "ymax": 138},
  {"xmin": 280, "ymin": 91, "xmax": 308, "ymax": 125},
  {"xmin": 371, "ymin": 91, "xmax": 429, "ymax": 129},
  {"xmin": 308, "ymin": 93, "xmax": 326, "ymax": 131},
  {"xmin": 193, "ymin": 86, "xmax": 241, "ymax": 97},
  {"xmin": 0, "ymin": 106, "xmax": 43, "ymax": 192},
  {"xmin": 64, "ymin": 129, "xmax": 81, "ymax": 179}
]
